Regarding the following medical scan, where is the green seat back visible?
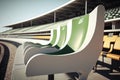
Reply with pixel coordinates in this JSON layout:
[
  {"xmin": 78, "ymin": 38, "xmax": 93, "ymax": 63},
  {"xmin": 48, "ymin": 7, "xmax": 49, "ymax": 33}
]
[
  {"xmin": 32, "ymin": 23, "xmax": 67, "ymax": 48},
  {"xmin": 68, "ymin": 14, "xmax": 89, "ymax": 51},
  {"xmin": 49, "ymin": 14, "xmax": 89, "ymax": 55},
  {"xmin": 24, "ymin": 29, "xmax": 57, "ymax": 48},
  {"xmin": 55, "ymin": 24, "xmax": 67, "ymax": 49},
  {"xmin": 28, "ymin": 14, "xmax": 89, "ymax": 55},
  {"xmin": 49, "ymin": 29, "xmax": 57, "ymax": 45}
]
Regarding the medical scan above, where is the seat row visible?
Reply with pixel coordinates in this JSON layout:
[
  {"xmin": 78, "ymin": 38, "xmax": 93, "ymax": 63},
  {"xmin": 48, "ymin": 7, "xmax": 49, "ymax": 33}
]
[
  {"xmin": 105, "ymin": 6, "xmax": 120, "ymax": 20},
  {"xmin": 95, "ymin": 34, "xmax": 120, "ymax": 72},
  {"xmin": 21, "ymin": 5, "xmax": 105, "ymax": 80}
]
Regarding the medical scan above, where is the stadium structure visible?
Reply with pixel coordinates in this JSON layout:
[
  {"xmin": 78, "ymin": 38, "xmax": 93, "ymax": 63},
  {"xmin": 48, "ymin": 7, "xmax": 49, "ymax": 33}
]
[{"xmin": 0, "ymin": 0, "xmax": 120, "ymax": 80}]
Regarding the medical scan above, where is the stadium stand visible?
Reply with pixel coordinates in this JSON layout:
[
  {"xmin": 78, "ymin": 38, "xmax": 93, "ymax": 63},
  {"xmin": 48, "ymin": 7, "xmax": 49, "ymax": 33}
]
[
  {"xmin": 105, "ymin": 7, "xmax": 120, "ymax": 20},
  {"xmin": 0, "ymin": 0, "xmax": 120, "ymax": 80},
  {"xmin": 100, "ymin": 35, "xmax": 118, "ymax": 60},
  {"xmin": 95, "ymin": 35, "xmax": 120, "ymax": 72},
  {"xmin": 24, "ymin": 19, "xmax": 72, "ymax": 64}
]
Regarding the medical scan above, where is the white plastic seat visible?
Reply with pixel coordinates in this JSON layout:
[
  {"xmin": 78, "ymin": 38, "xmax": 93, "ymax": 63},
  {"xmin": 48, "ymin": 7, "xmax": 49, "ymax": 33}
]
[
  {"xmin": 25, "ymin": 5, "xmax": 105, "ymax": 80},
  {"xmin": 23, "ymin": 20, "xmax": 70, "ymax": 53},
  {"xmin": 23, "ymin": 29, "xmax": 59, "ymax": 54},
  {"xmin": 24, "ymin": 20, "xmax": 72, "ymax": 64}
]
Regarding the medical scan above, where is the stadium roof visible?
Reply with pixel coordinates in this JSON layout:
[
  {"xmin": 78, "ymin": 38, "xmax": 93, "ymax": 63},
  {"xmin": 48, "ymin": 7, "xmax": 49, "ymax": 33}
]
[{"xmin": 5, "ymin": 0, "xmax": 120, "ymax": 28}]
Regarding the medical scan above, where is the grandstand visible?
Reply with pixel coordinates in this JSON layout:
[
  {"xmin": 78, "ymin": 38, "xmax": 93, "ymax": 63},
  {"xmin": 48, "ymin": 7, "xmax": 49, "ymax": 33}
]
[{"xmin": 0, "ymin": 0, "xmax": 120, "ymax": 80}]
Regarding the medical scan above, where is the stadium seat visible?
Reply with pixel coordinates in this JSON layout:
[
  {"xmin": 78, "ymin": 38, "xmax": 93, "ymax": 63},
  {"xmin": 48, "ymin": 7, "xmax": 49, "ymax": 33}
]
[
  {"xmin": 25, "ymin": 5, "xmax": 105, "ymax": 80},
  {"xmin": 106, "ymin": 36, "xmax": 120, "ymax": 60},
  {"xmin": 23, "ymin": 29, "xmax": 58, "ymax": 54},
  {"xmin": 24, "ymin": 20, "xmax": 72, "ymax": 64},
  {"xmin": 102, "ymin": 36, "xmax": 120, "ymax": 72},
  {"xmin": 23, "ymin": 20, "xmax": 70, "ymax": 52},
  {"xmin": 101, "ymin": 35, "xmax": 118, "ymax": 58},
  {"xmin": 94, "ymin": 35, "xmax": 118, "ymax": 71}
]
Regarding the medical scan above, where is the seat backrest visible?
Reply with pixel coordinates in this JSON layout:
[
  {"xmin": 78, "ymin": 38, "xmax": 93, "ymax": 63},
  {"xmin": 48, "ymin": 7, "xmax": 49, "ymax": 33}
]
[
  {"xmin": 103, "ymin": 35, "xmax": 118, "ymax": 48},
  {"xmin": 23, "ymin": 27, "xmax": 59, "ymax": 49},
  {"xmin": 50, "ymin": 20, "xmax": 72, "ymax": 49},
  {"xmin": 45, "ymin": 5, "xmax": 105, "ymax": 56},
  {"xmin": 48, "ymin": 14, "xmax": 89, "ymax": 55},
  {"xmin": 67, "ymin": 15, "xmax": 89, "ymax": 51},
  {"xmin": 49, "ymin": 29, "xmax": 57, "ymax": 46},
  {"xmin": 113, "ymin": 37, "xmax": 120, "ymax": 50},
  {"xmin": 55, "ymin": 25, "xmax": 67, "ymax": 48}
]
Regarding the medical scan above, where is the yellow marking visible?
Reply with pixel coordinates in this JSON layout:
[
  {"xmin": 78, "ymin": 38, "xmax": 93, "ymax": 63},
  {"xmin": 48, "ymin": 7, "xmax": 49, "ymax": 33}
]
[{"xmin": 33, "ymin": 36, "xmax": 50, "ymax": 39}]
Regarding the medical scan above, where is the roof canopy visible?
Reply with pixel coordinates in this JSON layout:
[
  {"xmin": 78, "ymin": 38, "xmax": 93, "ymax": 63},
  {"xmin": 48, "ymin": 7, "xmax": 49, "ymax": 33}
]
[{"xmin": 5, "ymin": 0, "xmax": 120, "ymax": 28}]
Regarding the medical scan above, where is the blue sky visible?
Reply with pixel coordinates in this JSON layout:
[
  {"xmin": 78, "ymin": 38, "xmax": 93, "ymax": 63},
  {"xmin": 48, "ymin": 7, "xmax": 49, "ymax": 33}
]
[{"xmin": 0, "ymin": 0, "xmax": 70, "ymax": 32}]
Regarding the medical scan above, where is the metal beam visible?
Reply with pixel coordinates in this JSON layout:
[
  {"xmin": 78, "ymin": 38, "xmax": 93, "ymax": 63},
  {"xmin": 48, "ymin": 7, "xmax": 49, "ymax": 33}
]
[
  {"xmin": 85, "ymin": 0, "xmax": 87, "ymax": 14},
  {"xmin": 54, "ymin": 11, "xmax": 56, "ymax": 23}
]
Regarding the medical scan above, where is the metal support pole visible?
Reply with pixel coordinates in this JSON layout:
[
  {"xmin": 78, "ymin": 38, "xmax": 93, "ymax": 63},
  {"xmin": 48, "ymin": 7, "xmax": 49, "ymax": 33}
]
[
  {"xmin": 21, "ymin": 23, "xmax": 23, "ymax": 28},
  {"xmin": 85, "ymin": 0, "xmax": 87, "ymax": 14},
  {"xmin": 48, "ymin": 74, "xmax": 54, "ymax": 80},
  {"xmin": 54, "ymin": 11, "xmax": 56, "ymax": 23},
  {"xmin": 30, "ymin": 20, "xmax": 33, "ymax": 26},
  {"xmin": 112, "ymin": 22, "xmax": 116, "ymax": 29}
]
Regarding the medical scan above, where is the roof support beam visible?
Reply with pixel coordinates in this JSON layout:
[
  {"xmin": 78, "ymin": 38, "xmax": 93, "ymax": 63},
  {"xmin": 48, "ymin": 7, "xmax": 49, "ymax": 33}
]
[
  {"xmin": 21, "ymin": 23, "xmax": 23, "ymax": 28},
  {"xmin": 85, "ymin": 0, "xmax": 87, "ymax": 14},
  {"xmin": 54, "ymin": 11, "xmax": 56, "ymax": 23},
  {"xmin": 30, "ymin": 20, "xmax": 33, "ymax": 27}
]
